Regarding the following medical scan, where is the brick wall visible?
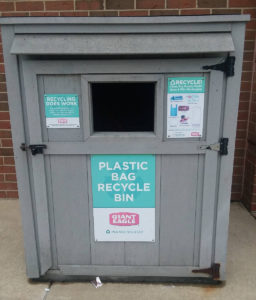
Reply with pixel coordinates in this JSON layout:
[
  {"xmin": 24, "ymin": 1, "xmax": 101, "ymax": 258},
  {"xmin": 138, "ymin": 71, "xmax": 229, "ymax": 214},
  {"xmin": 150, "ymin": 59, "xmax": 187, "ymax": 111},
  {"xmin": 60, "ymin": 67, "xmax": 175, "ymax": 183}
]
[
  {"xmin": 242, "ymin": 37, "xmax": 256, "ymax": 215},
  {"xmin": 0, "ymin": 0, "xmax": 255, "ymax": 210}
]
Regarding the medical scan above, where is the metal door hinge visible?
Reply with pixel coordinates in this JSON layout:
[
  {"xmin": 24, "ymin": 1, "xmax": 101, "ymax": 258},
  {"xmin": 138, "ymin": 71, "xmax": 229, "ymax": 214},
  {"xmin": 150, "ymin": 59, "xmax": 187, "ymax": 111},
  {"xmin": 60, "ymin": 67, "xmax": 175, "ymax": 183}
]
[
  {"xmin": 200, "ymin": 138, "xmax": 229, "ymax": 155},
  {"xmin": 192, "ymin": 263, "xmax": 220, "ymax": 280},
  {"xmin": 20, "ymin": 143, "xmax": 47, "ymax": 155},
  {"xmin": 203, "ymin": 56, "xmax": 235, "ymax": 77}
]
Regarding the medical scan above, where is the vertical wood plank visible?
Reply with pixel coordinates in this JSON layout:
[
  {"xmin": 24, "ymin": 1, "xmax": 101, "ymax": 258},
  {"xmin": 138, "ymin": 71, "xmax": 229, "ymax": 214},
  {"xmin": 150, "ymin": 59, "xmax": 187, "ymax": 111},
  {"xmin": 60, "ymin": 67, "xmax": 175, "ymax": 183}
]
[
  {"xmin": 51, "ymin": 155, "xmax": 91, "ymax": 265},
  {"xmin": 22, "ymin": 61, "xmax": 52, "ymax": 275},
  {"xmin": 199, "ymin": 71, "xmax": 223, "ymax": 268}
]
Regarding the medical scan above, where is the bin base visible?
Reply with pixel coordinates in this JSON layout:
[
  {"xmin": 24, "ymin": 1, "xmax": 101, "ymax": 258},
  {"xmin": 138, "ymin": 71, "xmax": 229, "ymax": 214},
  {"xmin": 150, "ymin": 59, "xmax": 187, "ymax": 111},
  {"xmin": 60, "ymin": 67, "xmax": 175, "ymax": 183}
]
[{"xmin": 33, "ymin": 271, "xmax": 222, "ymax": 285}]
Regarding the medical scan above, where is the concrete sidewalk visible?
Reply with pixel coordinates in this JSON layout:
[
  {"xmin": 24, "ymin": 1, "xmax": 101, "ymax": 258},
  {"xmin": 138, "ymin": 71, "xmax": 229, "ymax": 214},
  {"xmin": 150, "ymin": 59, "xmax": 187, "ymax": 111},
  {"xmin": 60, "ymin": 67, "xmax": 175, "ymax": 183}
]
[{"xmin": 0, "ymin": 200, "xmax": 255, "ymax": 300}]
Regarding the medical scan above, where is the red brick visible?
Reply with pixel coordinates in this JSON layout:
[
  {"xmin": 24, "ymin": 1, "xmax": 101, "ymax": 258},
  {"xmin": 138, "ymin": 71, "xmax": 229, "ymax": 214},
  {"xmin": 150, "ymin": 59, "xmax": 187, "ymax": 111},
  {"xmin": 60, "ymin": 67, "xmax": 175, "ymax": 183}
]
[
  {"xmin": 237, "ymin": 120, "xmax": 247, "ymax": 130},
  {"xmin": 0, "ymin": 102, "xmax": 9, "ymax": 111},
  {"xmin": 0, "ymin": 130, "xmax": 11, "ymax": 138},
  {"xmin": 243, "ymin": 61, "xmax": 253, "ymax": 71},
  {"xmin": 0, "ymin": 74, "xmax": 6, "ymax": 82},
  {"xmin": 244, "ymin": 9, "xmax": 256, "ymax": 18},
  {"xmin": 180, "ymin": 9, "xmax": 210, "ymax": 15},
  {"xmin": 149, "ymin": 9, "xmax": 179, "ymax": 15},
  {"xmin": 240, "ymin": 91, "xmax": 251, "ymax": 101},
  {"xmin": 240, "ymin": 81, "xmax": 252, "ymax": 91},
  {"xmin": 0, "ymin": 191, "xmax": 6, "ymax": 198},
  {"xmin": 0, "ymin": 93, "xmax": 8, "ymax": 102},
  {"xmin": 233, "ymin": 166, "xmax": 244, "ymax": 175},
  {"xmin": 1, "ymin": 139, "xmax": 12, "ymax": 147},
  {"xmin": 0, "ymin": 174, "xmax": 3, "ymax": 181},
  {"xmin": 0, "ymin": 157, "xmax": 3, "ymax": 165},
  {"xmin": 136, "ymin": 0, "xmax": 165, "ymax": 9},
  {"xmin": 198, "ymin": 0, "xmax": 227, "ymax": 8},
  {"xmin": 235, "ymin": 148, "xmax": 245, "ymax": 157},
  {"xmin": 245, "ymin": 31, "xmax": 256, "ymax": 41},
  {"xmin": 89, "ymin": 10, "xmax": 118, "ymax": 16},
  {"xmin": 0, "ymin": 2, "xmax": 14, "ymax": 12},
  {"xmin": 232, "ymin": 175, "xmax": 243, "ymax": 183},
  {"xmin": 2, "ymin": 12, "xmax": 29, "ymax": 17},
  {"xmin": 4, "ymin": 157, "xmax": 14, "ymax": 165},
  {"xmin": 0, "ymin": 83, "xmax": 6, "ymax": 92},
  {"xmin": 0, "ymin": 65, "xmax": 5, "ymax": 73},
  {"xmin": 120, "ymin": 10, "xmax": 149, "ymax": 16},
  {"xmin": 30, "ymin": 12, "xmax": 60, "ymax": 16},
  {"xmin": 45, "ymin": 1, "xmax": 74, "ymax": 11},
  {"xmin": 76, "ymin": 0, "xmax": 103, "ymax": 10},
  {"xmin": 0, "ymin": 166, "xmax": 16, "ymax": 173},
  {"xmin": 212, "ymin": 8, "xmax": 241, "ymax": 14},
  {"xmin": 234, "ymin": 156, "xmax": 244, "ymax": 165},
  {"xmin": 106, "ymin": 0, "xmax": 134, "ymax": 9},
  {"xmin": 0, "ymin": 112, "xmax": 9, "ymax": 120},
  {"xmin": 167, "ymin": 0, "xmax": 195, "ymax": 9},
  {"xmin": 244, "ymin": 41, "xmax": 255, "ymax": 51},
  {"xmin": 5, "ymin": 174, "xmax": 16, "ymax": 182},
  {"xmin": 241, "ymin": 71, "xmax": 253, "ymax": 82},
  {"xmin": 239, "ymin": 100, "xmax": 250, "ymax": 110},
  {"xmin": 0, "ymin": 148, "xmax": 13, "ymax": 156},
  {"xmin": 16, "ymin": 1, "xmax": 44, "ymax": 11},
  {"xmin": 230, "ymin": 0, "xmax": 256, "ymax": 7},
  {"xmin": 246, "ymin": 20, "xmax": 256, "ymax": 30},
  {"xmin": 6, "ymin": 191, "xmax": 18, "ymax": 199},
  {"xmin": 0, "ymin": 182, "xmax": 17, "ymax": 190},
  {"xmin": 60, "ymin": 11, "xmax": 89, "ymax": 16},
  {"xmin": 0, "ymin": 121, "xmax": 10, "ymax": 130},
  {"xmin": 236, "ymin": 130, "xmax": 247, "ymax": 139}
]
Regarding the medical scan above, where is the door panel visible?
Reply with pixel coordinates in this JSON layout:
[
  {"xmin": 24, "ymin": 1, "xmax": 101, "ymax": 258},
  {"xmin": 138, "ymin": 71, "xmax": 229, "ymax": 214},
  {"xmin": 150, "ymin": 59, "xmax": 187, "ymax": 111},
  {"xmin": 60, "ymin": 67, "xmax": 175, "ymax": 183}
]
[
  {"xmin": 21, "ymin": 58, "xmax": 224, "ymax": 276},
  {"xmin": 160, "ymin": 154, "xmax": 203, "ymax": 266}
]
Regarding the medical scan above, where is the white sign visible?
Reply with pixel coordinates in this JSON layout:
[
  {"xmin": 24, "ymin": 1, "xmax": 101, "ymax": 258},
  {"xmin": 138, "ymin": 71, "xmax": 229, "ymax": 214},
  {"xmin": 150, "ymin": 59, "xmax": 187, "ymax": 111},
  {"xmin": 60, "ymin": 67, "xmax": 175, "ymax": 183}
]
[{"xmin": 167, "ymin": 77, "xmax": 205, "ymax": 138}]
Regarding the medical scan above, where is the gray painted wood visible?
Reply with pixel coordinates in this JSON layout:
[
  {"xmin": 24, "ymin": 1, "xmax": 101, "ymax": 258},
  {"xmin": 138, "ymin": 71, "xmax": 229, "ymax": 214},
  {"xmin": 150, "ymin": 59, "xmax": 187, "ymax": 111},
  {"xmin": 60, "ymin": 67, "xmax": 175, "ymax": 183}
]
[
  {"xmin": 21, "ymin": 62, "xmax": 52, "ymax": 275},
  {"xmin": 11, "ymin": 33, "xmax": 235, "ymax": 55},
  {"xmin": 14, "ymin": 23, "xmax": 232, "ymax": 34},
  {"xmin": 0, "ymin": 15, "xmax": 249, "ymax": 24},
  {"xmin": 160, "ymin": 155, "xmax": 200, "ymax": 266},
  {"xmin": 20, "ymin": 58, "xmax": 226, "ymax": 76},
  {"xmin": 214, "ymin": 23, "xmax": 247, "ymax": 280},
  {"xmin": 199, "ymin": 71, "xmax": 223, "ymax": 268},
  {"xmin": 59, "ymin": 265, "xmax": 208, "ymax": 278},
  {"xmin": 50, "ymin": 155, "xmax": 91, "ymax": 265},
  {"xmin": 43, "ymin": 141, "xmax": 206, "ymax": 155},
  {"xmin": 1, "ymin": 26, "xmax": 40, "ymax": 278}
]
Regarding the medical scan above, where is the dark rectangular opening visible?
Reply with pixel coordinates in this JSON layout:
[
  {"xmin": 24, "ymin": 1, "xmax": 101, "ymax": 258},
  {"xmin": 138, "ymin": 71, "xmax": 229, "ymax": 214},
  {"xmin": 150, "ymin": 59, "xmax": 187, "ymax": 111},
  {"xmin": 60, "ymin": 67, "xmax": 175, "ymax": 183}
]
[{"xmin": 91, "ymin": 82, "xmax": 155, "ymax": 132}]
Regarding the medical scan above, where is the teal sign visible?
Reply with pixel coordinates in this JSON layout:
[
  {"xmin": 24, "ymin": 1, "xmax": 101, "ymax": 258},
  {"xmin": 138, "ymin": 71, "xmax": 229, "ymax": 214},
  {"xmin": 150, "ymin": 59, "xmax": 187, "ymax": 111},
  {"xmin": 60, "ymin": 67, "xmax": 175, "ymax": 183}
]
[
  {"xmin": 168, "ymin": 77, "xmax": 205, "ymax": 93},
  {"xmin": 91, "ymin": 154, "xmax": 155, "ymax": 208},
  {"xmin": 44, "ymin": 94, "xmax": 79, "ymax": 118}
]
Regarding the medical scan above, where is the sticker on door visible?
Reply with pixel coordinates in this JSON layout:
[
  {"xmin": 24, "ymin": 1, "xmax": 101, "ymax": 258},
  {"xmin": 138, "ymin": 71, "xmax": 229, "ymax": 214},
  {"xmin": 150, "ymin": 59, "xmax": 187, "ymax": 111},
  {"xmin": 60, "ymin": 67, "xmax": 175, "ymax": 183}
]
[
  {"xmin": 91, "ymin": 154, "xmax": 155, "ymax": 242},
  {"xmin": 44, "ymin": 94, "xmax": 80, "ymax": 128},
  {"xmin": 167, "ymin": 77, "xmax": 205, "ymax": 138}
]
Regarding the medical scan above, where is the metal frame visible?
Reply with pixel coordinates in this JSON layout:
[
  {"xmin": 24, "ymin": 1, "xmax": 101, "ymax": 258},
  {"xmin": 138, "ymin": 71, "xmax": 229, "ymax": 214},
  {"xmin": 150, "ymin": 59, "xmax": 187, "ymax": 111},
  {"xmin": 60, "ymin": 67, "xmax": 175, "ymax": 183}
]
[{"xmin": 1, "ymin": 16, "xmax": 248, "ymax": 280}]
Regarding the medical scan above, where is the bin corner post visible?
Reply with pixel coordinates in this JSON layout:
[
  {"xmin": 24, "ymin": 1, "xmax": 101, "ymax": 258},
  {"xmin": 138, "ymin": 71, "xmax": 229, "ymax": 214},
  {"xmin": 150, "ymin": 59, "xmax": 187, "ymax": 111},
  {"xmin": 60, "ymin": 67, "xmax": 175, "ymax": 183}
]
[
  {"xmin": 1, "ymin": 25, "xmax": 40, "ymax": 278},
  {"xmin": 213, "ymin": 21, "xmax": 247, "ymax": 281}
]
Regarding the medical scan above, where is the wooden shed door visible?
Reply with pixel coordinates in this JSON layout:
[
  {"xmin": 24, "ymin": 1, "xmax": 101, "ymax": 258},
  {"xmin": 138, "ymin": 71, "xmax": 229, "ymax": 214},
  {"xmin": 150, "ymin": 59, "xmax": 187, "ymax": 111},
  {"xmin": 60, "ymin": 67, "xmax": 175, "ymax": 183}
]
[{"xmin": 21, "ymin": 58, "xmax": 224, "ymax": 278}]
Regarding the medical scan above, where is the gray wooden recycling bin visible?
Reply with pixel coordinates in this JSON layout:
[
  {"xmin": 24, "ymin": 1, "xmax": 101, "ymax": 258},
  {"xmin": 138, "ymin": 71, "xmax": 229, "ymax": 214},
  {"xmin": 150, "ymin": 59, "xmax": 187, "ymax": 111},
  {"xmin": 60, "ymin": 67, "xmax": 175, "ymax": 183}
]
[{"xmin": 1, "ymin": 15, "xmax": 249, "ymax": 282}]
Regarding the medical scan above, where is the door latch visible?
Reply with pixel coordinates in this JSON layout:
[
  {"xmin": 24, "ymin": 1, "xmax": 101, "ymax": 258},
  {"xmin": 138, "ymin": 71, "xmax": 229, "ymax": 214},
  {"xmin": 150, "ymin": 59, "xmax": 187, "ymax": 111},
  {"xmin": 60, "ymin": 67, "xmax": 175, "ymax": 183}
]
[
  {"xmin": 200, "ymin": 138, "xmax": 229, "ymax": 155},
  {"xmin": 20, "ymin": 143, "xmax": 47, "ymax": 155}
]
